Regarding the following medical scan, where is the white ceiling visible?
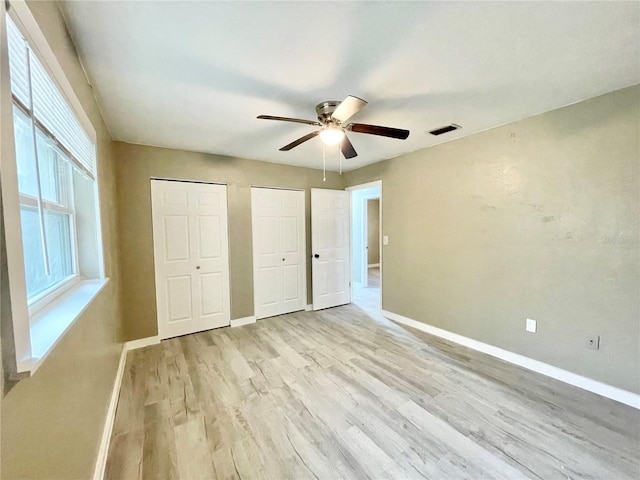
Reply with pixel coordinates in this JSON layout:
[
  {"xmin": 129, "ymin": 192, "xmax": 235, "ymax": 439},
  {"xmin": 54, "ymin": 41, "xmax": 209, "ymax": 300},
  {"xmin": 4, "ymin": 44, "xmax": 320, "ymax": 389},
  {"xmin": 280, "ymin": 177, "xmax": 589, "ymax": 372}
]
[{"xmin": 60, "ymin": 1, "xmax": 639, "ymax": 172}]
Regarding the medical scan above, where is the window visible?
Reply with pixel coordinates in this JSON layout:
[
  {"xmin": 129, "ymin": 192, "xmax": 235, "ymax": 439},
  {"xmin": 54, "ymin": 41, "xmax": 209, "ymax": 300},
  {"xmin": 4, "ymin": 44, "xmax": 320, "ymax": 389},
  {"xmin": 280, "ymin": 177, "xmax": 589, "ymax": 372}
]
[
  {"xmin": 15, "ymin": 107, "xmax": 77, "ymax": 304},
  {"xmin": 7, "ymin": 15, "xmax": 97, "ymax": 312},
  {"xmin": 3, "ymin": 10, "xmax": 106, "ymax": 374}
]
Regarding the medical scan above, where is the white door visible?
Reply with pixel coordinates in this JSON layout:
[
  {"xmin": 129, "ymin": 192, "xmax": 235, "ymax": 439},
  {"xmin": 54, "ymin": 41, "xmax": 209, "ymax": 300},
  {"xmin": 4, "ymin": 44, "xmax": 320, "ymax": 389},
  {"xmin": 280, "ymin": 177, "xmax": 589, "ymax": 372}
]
[
  {"xmin": 151, "ymin": 180, "xmax": 231, "ymax": 339},
  {"xmin": 311, "ymin": 188, "xmax": 351, "ymax": 310},
  {"xmin": 251, "ymin": 187, "xmax": 306, "ymax": 319}
]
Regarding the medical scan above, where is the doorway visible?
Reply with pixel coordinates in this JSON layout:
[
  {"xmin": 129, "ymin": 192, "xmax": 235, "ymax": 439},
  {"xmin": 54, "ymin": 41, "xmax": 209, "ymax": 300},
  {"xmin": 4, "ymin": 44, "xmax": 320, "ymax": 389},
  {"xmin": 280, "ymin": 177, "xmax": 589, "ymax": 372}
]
[{"xmin": 347, "ymin": 181, "xmax": 381, "ymax": 315}]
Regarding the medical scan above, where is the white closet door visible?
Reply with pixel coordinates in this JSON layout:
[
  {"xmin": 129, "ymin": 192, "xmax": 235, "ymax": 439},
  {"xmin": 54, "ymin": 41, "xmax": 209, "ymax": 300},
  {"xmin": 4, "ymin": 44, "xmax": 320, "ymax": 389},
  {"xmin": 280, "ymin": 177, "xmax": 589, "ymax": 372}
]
[
  {"xmin": 151, "ymin": 180, "xmax": 231, "ymax": 339},
  {"xmin": 311, "ymin": 188, "xmax": 351, "ymax": 310},
  {"xmin": 251, "ymin": 187, "xmax": 306, "ymax": 319}
]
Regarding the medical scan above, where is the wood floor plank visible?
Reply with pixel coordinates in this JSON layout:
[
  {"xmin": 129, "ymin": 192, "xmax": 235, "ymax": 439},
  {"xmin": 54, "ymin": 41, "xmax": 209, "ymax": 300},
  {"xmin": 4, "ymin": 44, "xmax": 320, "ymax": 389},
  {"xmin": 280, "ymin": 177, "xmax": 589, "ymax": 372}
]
[
  {"xmin": 173, "ymin": 417, "xmax": 215, "ymax": 480},
  {"xmin": 337, "ymin": 424, "xmax": 414, "ymax": 479},
  {"xmin": 106, "ymin": 304, "xmax": 640, "ymax": 479},
  {"xmin": 142, "ymin": 400, "xmax": 178, "ymax": 479},
  {"xmin": 397, "ymin": 400, "xmax": 533, "ymax": 479},
  {"xmin": 105, "ymin": 352, "xmax": 146, "ymax": 480}
]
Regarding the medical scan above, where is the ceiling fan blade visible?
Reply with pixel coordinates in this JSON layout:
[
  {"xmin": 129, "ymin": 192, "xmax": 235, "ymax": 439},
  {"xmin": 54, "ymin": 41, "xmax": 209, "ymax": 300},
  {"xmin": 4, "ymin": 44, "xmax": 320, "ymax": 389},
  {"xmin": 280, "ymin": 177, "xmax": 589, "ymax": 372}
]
[
  {"xmin": 258, "ymin": 115, "xmax": 322, "ymax": 127},
  {"xmin": 331, "ymin": 96, "xmax": 367, "ymax": 124},
  {"xmin": 348, "ymin": 123, "xmax": 410, "ymax": 140},
  {"xmin": 340, "ymin": 135, "xmax": 357, "ymax": 159},
  {"xmin": 280, "ymin": 131, "xmax": 320, "ymax": 151}
]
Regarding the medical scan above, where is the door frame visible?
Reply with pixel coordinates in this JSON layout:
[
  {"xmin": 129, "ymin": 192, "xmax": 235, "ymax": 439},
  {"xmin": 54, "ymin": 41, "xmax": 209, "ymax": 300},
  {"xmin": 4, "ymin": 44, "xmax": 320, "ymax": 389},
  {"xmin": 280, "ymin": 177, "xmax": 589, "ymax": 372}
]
[
  {"xmin": 150, "ymin": 177, "xmax": 232, "ymax": 340},
  {"xmin": 250, "ymin": 186, "xmax": 307, "ymax": 320},
  {"xmin": 346, "ymin": 180, "xmax": 382, "ymax": 311}
]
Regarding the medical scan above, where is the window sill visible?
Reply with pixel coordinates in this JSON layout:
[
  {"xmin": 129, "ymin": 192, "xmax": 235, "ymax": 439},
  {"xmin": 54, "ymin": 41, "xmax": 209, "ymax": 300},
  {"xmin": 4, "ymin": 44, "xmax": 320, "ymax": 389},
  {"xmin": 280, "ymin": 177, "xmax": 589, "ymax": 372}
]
[{"xmin": 25, "ymin": 278, "xmax": 110, "ymax": 374}]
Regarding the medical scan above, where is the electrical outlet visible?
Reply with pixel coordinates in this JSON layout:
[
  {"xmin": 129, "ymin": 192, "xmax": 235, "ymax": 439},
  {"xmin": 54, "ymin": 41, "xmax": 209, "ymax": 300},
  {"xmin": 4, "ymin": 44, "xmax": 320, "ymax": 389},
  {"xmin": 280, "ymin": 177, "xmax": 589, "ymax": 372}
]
[
  {"xmin": 526, "ymin": 318, "xmax": 537, "ymax": 333},
  {"xmin": 587, "ymin": 335, "xmax": 600, "ymax": 350},
  {"xmin": 383, "ymin": 236, "xmax": 389, "ymax": 246}
]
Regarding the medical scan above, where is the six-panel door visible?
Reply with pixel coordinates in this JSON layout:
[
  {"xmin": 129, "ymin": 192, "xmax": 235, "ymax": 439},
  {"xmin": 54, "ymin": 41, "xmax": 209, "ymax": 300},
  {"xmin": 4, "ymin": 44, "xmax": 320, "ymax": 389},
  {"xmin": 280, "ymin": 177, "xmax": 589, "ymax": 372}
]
[
  {"xmin": 151, "ymin": 180, "xmax": 231, "ymax": 339},
  {"xmin": 311, "ymin": 188, "xmax": 351, "ymax": 310},
  {"xmin": 251, "ymin": 187, "xmax": 306, "ymax": 319}
]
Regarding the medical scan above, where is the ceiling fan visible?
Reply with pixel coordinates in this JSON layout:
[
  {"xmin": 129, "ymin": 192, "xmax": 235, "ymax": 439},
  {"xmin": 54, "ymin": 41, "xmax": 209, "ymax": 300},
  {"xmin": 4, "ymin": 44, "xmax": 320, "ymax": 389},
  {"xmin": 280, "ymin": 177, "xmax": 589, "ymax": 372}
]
[{"xmin": 257, "ymin": 95, "xmax": 410, "ymax": 159}]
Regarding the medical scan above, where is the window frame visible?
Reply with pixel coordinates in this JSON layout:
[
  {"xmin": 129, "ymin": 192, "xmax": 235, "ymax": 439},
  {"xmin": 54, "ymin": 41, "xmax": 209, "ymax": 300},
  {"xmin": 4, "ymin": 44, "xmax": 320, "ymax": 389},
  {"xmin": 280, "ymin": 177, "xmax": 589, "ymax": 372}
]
[
  {"xmin": 1, "ymin": 2, "xmax": 106, "ymax": 375},
  {"xmin": 14, "ymin": 101, "xmax": 82, "ymax": 311}
]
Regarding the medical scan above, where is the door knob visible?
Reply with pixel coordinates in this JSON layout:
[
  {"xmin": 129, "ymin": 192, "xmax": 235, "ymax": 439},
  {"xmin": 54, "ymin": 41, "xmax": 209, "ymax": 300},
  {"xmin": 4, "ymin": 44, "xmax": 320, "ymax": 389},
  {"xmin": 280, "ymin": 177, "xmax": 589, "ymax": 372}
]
[
  {"xmin": 314, "ymin": 254, "xmax": 320, "ymax": 258},
  {"xmin": 196, "ymin": 266, "xmax": 201, "ymax": 269}
]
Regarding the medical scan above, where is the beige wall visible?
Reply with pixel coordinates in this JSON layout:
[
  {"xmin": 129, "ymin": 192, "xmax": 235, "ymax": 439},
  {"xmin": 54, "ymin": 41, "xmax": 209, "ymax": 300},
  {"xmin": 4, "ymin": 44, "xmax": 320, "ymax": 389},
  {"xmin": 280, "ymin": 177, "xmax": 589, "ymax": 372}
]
[
  {"xmin": 1, "ymin": 2, "xmax": 123, "ymax": 479},
  {"xmin": 345, "ymin": 85, "xmax": 640, "ymax": 394},
  {"xmin": 115, "ymin": 142, "xmax": 345, "ymax": 341},
  {"xmin": 367, "ymin": 198, "xmax": 380, "ymax": 265}
]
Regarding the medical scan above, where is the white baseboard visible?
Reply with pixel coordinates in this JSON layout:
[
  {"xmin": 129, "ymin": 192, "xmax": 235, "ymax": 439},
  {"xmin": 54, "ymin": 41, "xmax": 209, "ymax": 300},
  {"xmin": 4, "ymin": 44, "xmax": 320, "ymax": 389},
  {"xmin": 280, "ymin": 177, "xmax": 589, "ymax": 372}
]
[
  {"xmin": 231, "ymin": 316, "xmax": 256, "ymax": 327},
  {"xmin": 368, "ymin": 263, "xmax": 380, "ymax": 268},
  {"xmin": 125, "ymin": 336, "xmax": 160, "ymax": 351},
  {"xmin": 93, "ymin": 345, "xmax": 127, "ymax": 480},
  {"xmin": 305, "ymin": 304, "xmax": 312, "ymax": 311},
  {"xmin": 382, "ymin": 309, "xmax": 640, "ymax": 409}
]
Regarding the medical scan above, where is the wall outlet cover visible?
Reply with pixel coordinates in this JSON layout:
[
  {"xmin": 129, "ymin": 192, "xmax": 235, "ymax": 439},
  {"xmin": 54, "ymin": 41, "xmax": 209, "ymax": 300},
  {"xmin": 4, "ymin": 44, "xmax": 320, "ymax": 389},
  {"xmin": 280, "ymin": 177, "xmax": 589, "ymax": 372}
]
[
  {"xmin": 383, "ymin": 235, "xmax": 389, "ymax": 245},
  {"xmin": 526, "ymin": 318, "xmax": 537, "ymax": 333}
]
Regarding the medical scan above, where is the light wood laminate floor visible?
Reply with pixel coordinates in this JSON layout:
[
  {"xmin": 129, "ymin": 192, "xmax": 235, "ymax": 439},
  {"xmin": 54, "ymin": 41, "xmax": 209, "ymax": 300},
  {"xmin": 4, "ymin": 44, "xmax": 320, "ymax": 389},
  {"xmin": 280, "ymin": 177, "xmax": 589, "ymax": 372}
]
[
  {"xmin": 367, "ymin": 266, "xmax": 380, "ymax": 288},
  {"xmin": 107, "ymin": 305, "xmax": 640, "ymax": 479},
  {"xmin": 352, "ymin": 267, "xmax": 381, "ymax": 318}
]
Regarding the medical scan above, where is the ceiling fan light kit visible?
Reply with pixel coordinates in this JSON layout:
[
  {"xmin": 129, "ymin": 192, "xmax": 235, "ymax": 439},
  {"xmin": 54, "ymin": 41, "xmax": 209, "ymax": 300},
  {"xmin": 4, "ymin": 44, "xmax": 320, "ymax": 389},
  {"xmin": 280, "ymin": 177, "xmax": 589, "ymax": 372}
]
[
  {"xmin": 258, "ymin": 95, "xmax": 410, "ymax": 176},
  {"xmin": 319, "ymin": 126, "xmax": 345, "ymax": 146}
]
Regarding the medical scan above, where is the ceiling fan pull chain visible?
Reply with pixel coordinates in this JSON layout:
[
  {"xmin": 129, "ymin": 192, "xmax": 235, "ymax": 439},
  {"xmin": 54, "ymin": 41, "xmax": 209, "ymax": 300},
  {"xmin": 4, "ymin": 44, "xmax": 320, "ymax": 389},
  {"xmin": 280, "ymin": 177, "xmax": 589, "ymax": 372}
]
[
  {"xmin": 338, "ymin": 145, "xmax": 342, "ymax": 175},
  {"xmin": 322, "ymin": 143, "xmax": 326, "ymax": 182}
]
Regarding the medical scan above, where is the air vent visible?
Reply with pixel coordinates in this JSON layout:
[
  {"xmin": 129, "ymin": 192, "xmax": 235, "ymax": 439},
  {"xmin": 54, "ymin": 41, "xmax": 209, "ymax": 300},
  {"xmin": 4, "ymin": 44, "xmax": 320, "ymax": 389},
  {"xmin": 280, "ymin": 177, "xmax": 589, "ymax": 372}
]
[{"xmin": 428, "ymin": 124, "xmax": 461, "ymax": 136}]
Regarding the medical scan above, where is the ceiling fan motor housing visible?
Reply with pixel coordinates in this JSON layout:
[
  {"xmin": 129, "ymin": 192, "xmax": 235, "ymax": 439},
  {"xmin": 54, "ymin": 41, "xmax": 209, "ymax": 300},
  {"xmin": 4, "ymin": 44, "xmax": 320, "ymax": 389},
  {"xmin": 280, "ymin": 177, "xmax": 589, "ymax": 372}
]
[{"xmin": 315, "ymin": 101, "xmax": 341, "ymax": 124}]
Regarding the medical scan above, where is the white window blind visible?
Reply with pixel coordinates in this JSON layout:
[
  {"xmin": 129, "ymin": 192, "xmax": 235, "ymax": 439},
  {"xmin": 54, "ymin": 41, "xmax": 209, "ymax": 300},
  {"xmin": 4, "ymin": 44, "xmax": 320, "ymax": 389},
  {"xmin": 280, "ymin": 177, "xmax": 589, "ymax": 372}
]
[
  {"xmin": 6, "ymin": 17, "xmax": 30, "ymax": 107},
  {"xmin": 7, "ymin": 17, "xmax": 96, "ymax": 178}
]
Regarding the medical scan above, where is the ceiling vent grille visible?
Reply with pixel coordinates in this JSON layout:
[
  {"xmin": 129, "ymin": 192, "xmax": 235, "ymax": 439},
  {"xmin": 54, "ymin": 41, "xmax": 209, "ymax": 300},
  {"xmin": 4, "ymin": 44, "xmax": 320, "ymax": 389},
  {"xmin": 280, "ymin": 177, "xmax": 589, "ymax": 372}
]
[{"xmin": 428, "ymin": 124, "xmax": 461, "ymax": 136}]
